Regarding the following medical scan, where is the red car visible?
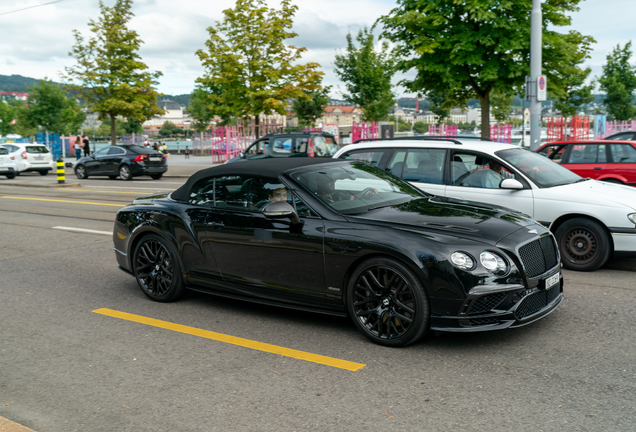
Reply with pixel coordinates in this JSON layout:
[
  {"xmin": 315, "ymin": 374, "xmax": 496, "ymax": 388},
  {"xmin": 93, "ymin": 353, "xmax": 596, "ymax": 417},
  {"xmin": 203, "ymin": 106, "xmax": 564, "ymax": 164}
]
[{"xmin": 536, "ymin": 140, "xmax": 636, "ymax": 186}]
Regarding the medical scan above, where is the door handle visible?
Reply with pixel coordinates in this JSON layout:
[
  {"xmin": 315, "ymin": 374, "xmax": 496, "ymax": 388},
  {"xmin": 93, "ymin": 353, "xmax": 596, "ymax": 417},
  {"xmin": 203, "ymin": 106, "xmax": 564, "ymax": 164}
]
[
  {"xmin": 205, "ymin": 221, "xmax": 224, "ymax": 228},
  {"xmin": 593, "ymin": 167, "xmax": 602, "ymax": 170}
]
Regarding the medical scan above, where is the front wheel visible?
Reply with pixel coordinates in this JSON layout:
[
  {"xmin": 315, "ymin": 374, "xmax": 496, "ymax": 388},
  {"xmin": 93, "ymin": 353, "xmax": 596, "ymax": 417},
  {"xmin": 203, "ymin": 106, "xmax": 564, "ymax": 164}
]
[
  {"xmin": 74, "ymin": 164, "xmax": 88, "ymax": 179},
  {"xmin": 346, "ymin": 257, "xmax": 429, "ymax": 347},
  {"xmin": 119, "ymin": 165, "xmax": 133, "ymax": 181},
  {"xmin": 6, "ymin": 173, "xmax": 16, "ymax": 179},
  {"xmin": 555, "ymin": 218, "xmax": 611, "ymax": 271},
  {"xmin": 133, "ymin": 234, "xmax": 185, "ymax": 302},
  {"xmin": 39, "ymin": 170, "xmax": 49, "ymax": 176}
]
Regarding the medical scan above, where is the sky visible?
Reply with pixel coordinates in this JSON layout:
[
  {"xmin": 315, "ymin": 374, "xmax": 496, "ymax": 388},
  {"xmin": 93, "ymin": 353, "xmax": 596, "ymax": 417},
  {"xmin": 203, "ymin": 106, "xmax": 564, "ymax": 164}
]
[{"xmin": 1, "ymin": 0, "xmax": 634, "ymax": 99}]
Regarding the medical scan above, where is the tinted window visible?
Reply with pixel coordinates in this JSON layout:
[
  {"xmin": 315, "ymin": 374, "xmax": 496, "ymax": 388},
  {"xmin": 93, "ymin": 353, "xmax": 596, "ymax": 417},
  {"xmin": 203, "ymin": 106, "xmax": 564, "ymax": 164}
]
[
  {"xmin": 609, "ymin": 144, "xmax": 636, "ymax": 163},
  {"xmin": 341, "ymin": 149, "xmax": 388, "ymax": 168},
  {"xmin": 245, "ymin": 140, "xmax": 268, "ymax": 156},
  {"xmin": 93, "ymin": 147, "xmax": 109, "ymax": 157},
  {"xmin": 568, "ymin": 144, "xmax": 605, "ymax": 164},
  {"xmin": 451, "ymin": 152, "xmax": 515, "ymax": 189},
  {"xmin": 26, "ymin": 146, "xmax": 49, "ymax": 153},
  {"xmin": 401, "ymin": 149, "xmax": 446, "ymax": 184},
  {"xmin": 189, "ymin": 175, "xmax": 286, "ymax": 212},
  {"xmin": 0, "ymin": 148, "xmax": 8, "ymax": 155},
  {"xmin": 107, "ymin": 147, "xmax": 126, "ymax": 155},
  {"xmin": 605, "ymin": 133, "xmax": 635, "ymax": 141},
  {"xmin": 386, "ymin": 150, "xmax": 406, "ymax": 176},
  {"xmin": 272, "ymin": 138, "xmax": 293, "ymax": 154},
  {"xmin": 538, "ymin": 144, "xmax": 567, "ymax": 162}
]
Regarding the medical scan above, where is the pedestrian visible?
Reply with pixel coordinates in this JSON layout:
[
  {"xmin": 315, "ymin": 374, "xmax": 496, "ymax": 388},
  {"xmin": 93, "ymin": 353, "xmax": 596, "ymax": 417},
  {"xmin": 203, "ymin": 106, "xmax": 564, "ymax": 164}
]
[
  {"xmin": 153, "ymin": 142, "xmax": 159, "ymax": 152},
  {"xmin": 184, "ymin": 146, "xmax": 189, "ymax": 159},
  {"xmin": 82, "ymin": 135, "xmax": 90, "ymax": 157},
  {"xmin": 74, "ymin": 136, "xmax": 82, "ymax": 160},
  {"xmin": 144, "ymin": 138, "xmax": 150, "ymax": 148},
  {"xmin": 162, "ymin": 142, "xmax": 168, "ymax": 155}
]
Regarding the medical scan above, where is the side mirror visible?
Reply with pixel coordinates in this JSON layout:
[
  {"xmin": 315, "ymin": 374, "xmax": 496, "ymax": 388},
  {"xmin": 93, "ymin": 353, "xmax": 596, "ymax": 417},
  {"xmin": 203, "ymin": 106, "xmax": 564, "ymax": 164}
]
[
  {"xmin": 500, "ymin": 178, "xmax": 524, "ymax": 190},
  {"xmin": 262, "ymin": 201, "xmax": 300, "ymax": 225},
  {"xmin": 239, "ymin": 152, "xmax": 245, "ymax": 159}
]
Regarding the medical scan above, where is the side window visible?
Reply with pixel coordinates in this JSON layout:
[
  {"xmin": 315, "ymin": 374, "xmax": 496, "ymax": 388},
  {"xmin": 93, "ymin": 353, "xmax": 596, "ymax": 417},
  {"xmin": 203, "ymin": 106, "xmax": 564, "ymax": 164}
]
[
  {"xmin": 386, "ymin": 150, "xmax": 407, "ymax": 176},
  {"xmin": 313, "ymin": 136, "xmax": 329, "ymax": 156},
  {"xmin": 107, "ymin": 147, "xmax": 125, "ymax": 155},
  {"xmin": 341, "ymin": 149, "xmax": 387, "ymax": 167},
  {"xmin": 538, "ymin": 145, "xmax": 567, "ymax": 163},
  {"xmin": 295, "ymin": 138, "xmax": 309, "ymax": 154},
  {"xmin": 245, "ymin": 140, "xmax": 268, "ymax": 156},
  {"xmin": 272, "ymin": 138, "xmax": 293, "ymax": 154},
  {"xmin": 401, "ymin": 149, "xmax": 446, "ymax": 184},
  {"xmin": 606, "ymin": 133, "xmax": 633, "ymax": 141},
  {"xmin": 293, "ymin": 195, "xmax": 318, "ymax": 217},
  {"xmin": 568, "ymin": 144, "xmax": 601, "ymax": 164},
  {"xmin": 451, "ymin": 153, "xmax": 515, "ymax": 189},
  {"xmin": 610, "ymin": 144, "xmax": 636, "ymax": 163},
  {"xmin": 0, "ymin": 148, "xmax": 8, "ymax": 155},
  {"xmin": 188, "ymin": 177, "xmax": 215, "ymax": 207}
]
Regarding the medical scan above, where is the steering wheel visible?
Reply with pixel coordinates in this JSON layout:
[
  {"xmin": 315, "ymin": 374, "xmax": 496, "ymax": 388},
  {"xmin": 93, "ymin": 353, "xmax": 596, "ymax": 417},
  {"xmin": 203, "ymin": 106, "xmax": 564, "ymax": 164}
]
[{"xmin": 359, "ymin": 187, "xmax": 378, "ymax": 198}]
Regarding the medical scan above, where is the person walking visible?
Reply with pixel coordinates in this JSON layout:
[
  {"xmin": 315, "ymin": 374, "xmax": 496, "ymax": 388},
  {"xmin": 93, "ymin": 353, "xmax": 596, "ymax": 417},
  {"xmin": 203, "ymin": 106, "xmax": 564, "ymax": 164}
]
[
  {"xmin": 82, "ymin": 135, "xmax": 91, "ymax": 157},
  {"xmin": 184, "ymin": 146, "xmax": 189, "ymax": 159},
  {"xmin": 74, "ymin": 136, "xmax": 82, "ymax": 160}
]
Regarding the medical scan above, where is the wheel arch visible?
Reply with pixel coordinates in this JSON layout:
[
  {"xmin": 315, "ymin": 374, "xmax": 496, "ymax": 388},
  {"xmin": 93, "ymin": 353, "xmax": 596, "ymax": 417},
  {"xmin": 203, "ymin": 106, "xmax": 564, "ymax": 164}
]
[
  {"xmin": 549, "ymin": 213, "xmax": 615, "ymax": 253},
  {"xmin": 127, "ymin": 225, "xmax": 187, "ymax": 278}
]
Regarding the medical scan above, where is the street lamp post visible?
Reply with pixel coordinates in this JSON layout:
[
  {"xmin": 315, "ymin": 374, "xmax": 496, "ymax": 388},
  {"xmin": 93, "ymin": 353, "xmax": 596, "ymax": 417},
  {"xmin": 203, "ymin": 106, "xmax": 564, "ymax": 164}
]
[{"xmin": 529, "ymin": 0, "xmax": 543, "ymax": 151}]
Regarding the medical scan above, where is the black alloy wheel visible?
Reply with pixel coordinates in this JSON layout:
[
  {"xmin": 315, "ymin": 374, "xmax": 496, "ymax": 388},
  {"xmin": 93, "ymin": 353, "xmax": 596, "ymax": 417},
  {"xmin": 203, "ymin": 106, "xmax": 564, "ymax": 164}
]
[
  {"xmin": 133, "ymin": 234, "xmax": 185, "ymax": 302},
  {"xmin": 119, "ymin": 165, "xmax": 133, "ymax": 181},
  {"xmin": 555, "ymin": 217, "xmax": 611, "ymax": 271},
  {"xmin": 75, "ymin": 164, "xmax": 88, "ymax": 179},
  {"xmin": 39, "ymin": 170, "xmax": 48, "ymax": 176},
  {"xmin": 347, "ymin": 257, "xmax": 429, "ymax": 347}
]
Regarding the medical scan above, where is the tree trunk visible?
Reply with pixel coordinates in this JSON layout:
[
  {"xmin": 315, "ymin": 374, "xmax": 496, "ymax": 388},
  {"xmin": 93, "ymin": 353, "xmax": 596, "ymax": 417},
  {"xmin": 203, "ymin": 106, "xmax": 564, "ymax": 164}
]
[
  {"xmin": 254, "ymin": 114, "xmax": 260, "ymax": 139},
  {"xmin": 480, "ymin": 94, "xmax": 491, "ymax": 139},
  {"xmin": 110, "ymin": 115, "xmax": 117, "ymax": 146}
]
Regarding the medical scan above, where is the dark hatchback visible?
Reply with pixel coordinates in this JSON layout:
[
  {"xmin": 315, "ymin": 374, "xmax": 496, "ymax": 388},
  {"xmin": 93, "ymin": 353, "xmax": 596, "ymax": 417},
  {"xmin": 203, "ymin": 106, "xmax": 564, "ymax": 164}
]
[
  {"xmin": 226, "ymin": 132, "xmax": 338, "ymax": 163},
  {"xmin": 113, "ymin": 158, "xmax": 563, "ymax": 347},
  {"xmin": 75, "ymin": 145, "xmax": 168, "ymax": 180}
]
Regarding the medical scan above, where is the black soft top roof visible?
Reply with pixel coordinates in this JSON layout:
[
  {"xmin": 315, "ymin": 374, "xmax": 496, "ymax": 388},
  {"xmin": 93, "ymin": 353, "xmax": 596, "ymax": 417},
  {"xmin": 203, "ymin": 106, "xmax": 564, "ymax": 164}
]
[{"xmin": 171, "ymin": 157, "xmax": 345, "ymax": 202}]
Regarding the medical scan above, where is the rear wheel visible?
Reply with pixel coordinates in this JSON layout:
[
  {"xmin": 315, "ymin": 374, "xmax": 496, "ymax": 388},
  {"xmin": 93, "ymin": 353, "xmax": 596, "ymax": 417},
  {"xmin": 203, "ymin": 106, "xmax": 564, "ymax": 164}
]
[
  {"xmin": 119, "ymin": 165, "xmax": 133, "ymax": 181},
  {"xmin": 5, "ymin": 173, "xmax": 16, "ymax": 179},
  {"xmin": 150, "ymin": 173, "xmax": 163, "ymax": 180},
  {"xmin": 346, "ymin": 257, "xmax": 429, "ymax": 347},
  {"xmin": 555, "ymin": 218, "xmax": 611, "ymax": 271},
  {"xmin": 133, "ymin": 234, "xmax": 185, "ymax": 302},
  {"xmin": 75, "ymin": 164, "xmax": 88, "ymax": 179},
  {"xmin": 39, "ymin": 170, "xmax": 48, "ymax": 176}
]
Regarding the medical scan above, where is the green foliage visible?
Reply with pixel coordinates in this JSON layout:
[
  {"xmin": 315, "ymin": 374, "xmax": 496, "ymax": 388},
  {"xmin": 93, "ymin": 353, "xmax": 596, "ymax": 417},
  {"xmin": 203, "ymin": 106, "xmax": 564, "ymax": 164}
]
[
  {"xmin": 0, "ymin": 74, "xmax": 41, "ymax": 92},
  {"xmin": 427, "ymin": 92, "xmax": 450, "ymax": 125},
  {"xmin": 379, "ymin": 0, "xmax": 594, "ymax": 137},
  {"xmin": 0, "ymin": 102, "xmax": 17, "ymax": 136},
  {"xmin": 92, "ymin": 118, "xmax": 126, "ymax": 138},
  {"xmin": 123, "ymin": 117, "xmax": 143, "ymax": 134},
  {"xmin": 63, "ymin": 0, "xmax": 164, "ymax": 145},
  {"xmin": 195, "ymin": 0, "xmax": 323, "ymax": 129},
  {"xmin": 388, "ymin": 115, "xmax": 412, "ymax": 131},
  {"xmin": 334, "ymin": 26, "xmax": 396, "ymax": 122},
  {"xmin": 188, "ymin": 85, "xmax": 216, "ymax": 133},
  {"xmin": 598, "ymin": 41, "xmax": 636, "ymax": 121},
  {"xmin": 292, "ymin": 85, "xmax": 332, "ymax": 127},
  {"xmin": 412, "ymin": 121, "xmax": 430, "ymax": 134},
  {"xmin": 490, "ymin": 90, "xmax": 514, "ymax": 123},
  {"xmin": 159, "ymin": 121, "xmax": 182, "ymax": 137},
  {"xmin": 20, "ymin": 79, "xmax": 85, "ymax": 136}
]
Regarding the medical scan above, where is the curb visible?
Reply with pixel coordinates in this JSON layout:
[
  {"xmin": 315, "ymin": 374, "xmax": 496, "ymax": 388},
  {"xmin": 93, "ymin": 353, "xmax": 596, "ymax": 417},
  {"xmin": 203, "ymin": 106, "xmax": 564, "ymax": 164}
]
[{"xmin": 2, "ymin": 182, "xmax": 82, "ymax": 188}]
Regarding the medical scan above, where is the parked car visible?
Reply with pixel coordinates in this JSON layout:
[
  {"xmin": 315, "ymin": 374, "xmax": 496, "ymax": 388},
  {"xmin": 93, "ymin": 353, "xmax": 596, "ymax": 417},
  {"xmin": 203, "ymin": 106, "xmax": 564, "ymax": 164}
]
[
  {"xmin": 113, "ymin": 158, "xmax": 563, "ymax": 347},
  {"xmin": 0, "ymin": 146, "xmax": 17, "ymax": 179},
  {"xmin": 334, "ymin": 138, "xmax": 636, "ymax": 271},
  {"xmin": 0, "ymin": 143, "xmax": 55, "ymax": 175},
  {"xmin": 603, "ymin": 131, "xmax": 636, "ymax": 141},
  {"xmin": 536, "ymin": 140, "xmax": 636, "ymax": 186},
  {"xmin": 74, "ymin": 145, "xmax": 167, "ymax": 180},
  {"xmin": 226, "ymin": 132, "xmax": 338, "ymax": 163}
]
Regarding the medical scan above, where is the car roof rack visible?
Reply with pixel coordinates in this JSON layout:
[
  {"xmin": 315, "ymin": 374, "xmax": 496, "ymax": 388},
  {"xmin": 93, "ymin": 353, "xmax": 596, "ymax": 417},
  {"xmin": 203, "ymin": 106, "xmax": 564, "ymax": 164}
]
[{"xmin": 352, "ymin": 136, "xmax": 493, "ymax": 145}]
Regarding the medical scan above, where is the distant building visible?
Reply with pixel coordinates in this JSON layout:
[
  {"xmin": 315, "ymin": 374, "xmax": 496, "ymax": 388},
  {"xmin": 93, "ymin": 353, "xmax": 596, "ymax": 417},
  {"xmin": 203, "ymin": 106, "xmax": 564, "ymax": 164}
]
[
  {"xmin": 318, "ymin": 106, "xmax": 363, "ymax": 127},
  {"xmin": 0, "ymin": 91, "xmax": 28, "ymax": 102}
]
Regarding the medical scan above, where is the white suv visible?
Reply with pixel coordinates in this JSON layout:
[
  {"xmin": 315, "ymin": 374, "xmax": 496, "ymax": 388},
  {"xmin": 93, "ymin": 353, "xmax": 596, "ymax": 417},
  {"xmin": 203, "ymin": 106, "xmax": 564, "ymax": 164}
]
[
  {"xmin": 0, "ymin": 143, "xmax": 56, "ymax": 175},
  {"xmin": 334, "ymin": 137, "xmax": 636, "ymax": 271},
  {"xmin": 0, "ymin": 146, "xmax": 17, "ymax": 179}
]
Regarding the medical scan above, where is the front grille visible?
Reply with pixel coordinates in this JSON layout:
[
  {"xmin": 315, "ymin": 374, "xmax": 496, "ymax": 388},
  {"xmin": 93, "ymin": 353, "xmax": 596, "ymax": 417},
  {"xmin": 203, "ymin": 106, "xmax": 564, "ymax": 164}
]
[
  {"xmin": 470, "ymin": 292, "xmax": 507, "ymax": 314},
  {"xmin": 518, "ymin": 235, "xmax": 559, "ymax": 278},
  {"xmin": 469, "ymin": 317, "xmax": 500, "ymax": 326},
  {"xmin": 515, "ymin": 285, "xmax": 561, "ymax": 319}
]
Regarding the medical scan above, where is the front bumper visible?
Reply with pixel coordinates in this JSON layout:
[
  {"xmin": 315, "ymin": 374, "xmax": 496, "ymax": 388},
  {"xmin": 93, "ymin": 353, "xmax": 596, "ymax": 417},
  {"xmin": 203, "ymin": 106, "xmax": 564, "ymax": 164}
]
[
  {"xmin": 611, "ymin": 232, "xmax": 636, "ymax": 252},
  {"xmin": 430, "ymin": 272, "xmax": 564, "ymax": 332}
]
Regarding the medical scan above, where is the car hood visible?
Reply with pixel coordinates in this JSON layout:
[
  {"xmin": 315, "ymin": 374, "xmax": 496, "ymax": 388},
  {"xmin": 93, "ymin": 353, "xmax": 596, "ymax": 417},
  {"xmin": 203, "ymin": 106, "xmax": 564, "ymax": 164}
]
[
  {"xmin": 548, "ymin": 179, "xmax": 636, "ymax": 211},
  {"xmin": 349, "ymin": 196, "xmax": 537, "ymax": 243}
]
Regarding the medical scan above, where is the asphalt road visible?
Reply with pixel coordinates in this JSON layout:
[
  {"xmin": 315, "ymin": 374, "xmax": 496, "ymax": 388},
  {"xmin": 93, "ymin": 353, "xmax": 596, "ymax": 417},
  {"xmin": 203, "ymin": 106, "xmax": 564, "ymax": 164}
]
[{"xmin": 1, "ymin": 173, "xmax": 635, "ymax": 431}]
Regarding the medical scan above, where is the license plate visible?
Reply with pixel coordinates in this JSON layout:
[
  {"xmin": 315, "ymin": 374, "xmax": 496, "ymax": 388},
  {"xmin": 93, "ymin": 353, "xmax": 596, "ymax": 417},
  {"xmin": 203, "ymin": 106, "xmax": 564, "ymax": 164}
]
[
  {"xmin": 34, "ymin": 155, "xmax": 44, "ymax": 160},
  {"xmin": 148, "ymin": 156, "xmax": 162, "ymax": 161},
  {"xmin": 545, "ymin": 273, "xmax": 560, "ymax": 289}
]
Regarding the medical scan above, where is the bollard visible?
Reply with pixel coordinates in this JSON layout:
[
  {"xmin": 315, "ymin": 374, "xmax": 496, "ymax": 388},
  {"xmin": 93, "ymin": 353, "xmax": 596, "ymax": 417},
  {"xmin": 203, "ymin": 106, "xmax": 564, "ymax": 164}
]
[{"xmin": 57, "ymin": 158, "xmax": 65, "ymax": 184}]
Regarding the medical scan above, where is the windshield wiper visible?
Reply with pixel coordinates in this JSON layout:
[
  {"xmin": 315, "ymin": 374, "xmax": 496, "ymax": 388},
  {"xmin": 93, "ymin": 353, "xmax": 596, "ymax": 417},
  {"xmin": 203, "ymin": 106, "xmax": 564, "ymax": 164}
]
[{"xmin": 573, "ymin": 178, "xmax": 591, "ymax": 183}]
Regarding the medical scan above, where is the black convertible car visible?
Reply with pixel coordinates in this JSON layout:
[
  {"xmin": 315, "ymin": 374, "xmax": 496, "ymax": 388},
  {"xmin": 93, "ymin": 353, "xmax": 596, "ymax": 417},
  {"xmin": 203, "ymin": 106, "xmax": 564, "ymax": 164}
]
[
  {"xmin": 113, "ymin": 158, "xmax": 563, "ymax": 346},
  {"xmin": 75, "ymin": 145, "xmax": 168, "ymax": 180}
]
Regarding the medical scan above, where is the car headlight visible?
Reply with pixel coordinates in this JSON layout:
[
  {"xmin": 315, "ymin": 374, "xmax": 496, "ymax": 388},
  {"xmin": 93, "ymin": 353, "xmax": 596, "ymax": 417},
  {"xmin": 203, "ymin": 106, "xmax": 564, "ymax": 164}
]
[
  {"xmin": 628, "ymin": 213, "xmax": 636, "ymax": 224},
  {"xmin": 450, "ymin": 251, "xmax": 475, "ymax": 270},
  {"xmin": 480, "ymin": 251, "xmax": 508, "ymax": 276}
]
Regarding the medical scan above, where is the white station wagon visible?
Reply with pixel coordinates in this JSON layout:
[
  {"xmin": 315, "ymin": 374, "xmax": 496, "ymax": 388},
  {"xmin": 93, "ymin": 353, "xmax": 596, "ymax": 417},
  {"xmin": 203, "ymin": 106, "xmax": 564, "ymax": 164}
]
[{"xmin": 334, "ymin": 138, "xmax": 636, "ymax": 271}]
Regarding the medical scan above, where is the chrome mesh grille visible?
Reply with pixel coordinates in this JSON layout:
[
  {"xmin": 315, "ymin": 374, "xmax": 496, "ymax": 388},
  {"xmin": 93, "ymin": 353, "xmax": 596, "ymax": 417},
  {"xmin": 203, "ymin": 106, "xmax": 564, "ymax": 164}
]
[{"xmin": 518, "ymin": 236, "xmax": 559, "ymax": 278}]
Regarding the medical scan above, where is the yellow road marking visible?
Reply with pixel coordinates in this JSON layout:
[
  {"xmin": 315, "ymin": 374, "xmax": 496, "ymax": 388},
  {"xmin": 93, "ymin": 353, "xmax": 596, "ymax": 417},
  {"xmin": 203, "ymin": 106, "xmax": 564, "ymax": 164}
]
[
  {"xmin": 93, "ymin": 308, "xmax": 366, "ymax": 371},
  {"xmin": 57, "ymin": 188, "xmax": 166, "ymax": 195},
  {"xmin": 0, "ymin": 196, "xmax": 125, "ymax": 207}
]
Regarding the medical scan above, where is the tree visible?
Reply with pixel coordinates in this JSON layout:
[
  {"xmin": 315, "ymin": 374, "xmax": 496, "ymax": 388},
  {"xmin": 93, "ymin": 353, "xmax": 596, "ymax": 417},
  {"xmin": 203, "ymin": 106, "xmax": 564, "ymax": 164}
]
[
  {"xmin": 21, "ymin": 79, "xmax": 85, "ymax": 136},
  {"xmin": 188, "ymin": 86, "xmax": 216, "ymax": 133},
  {"xmin": 123, "ymin": 118, "xmax": 143, "ymax": 134},
  {"xmin": 598, "ymin": 41, "xmax": 636, "ymax": 121},
  {"xmin": 64, "ymin": 0, "xmax": 164, "ymax": 145},
  {"xmin": 379, "ymin": 0, "xmax": 595, "ymax": 138},
  {"xmin": 0, "ymin": 102, "xmax": 17, "ymax": 136},
  {"xmin": 413, "ymin": 121, "xmax": 429, "ymax": 134},
  {"xmin": 292, "ymin": 85, "xmax": 331, "ymax": 127},
  {"xmin": 195, "ymin": 0, "xmax": 322, "ymax": 136},
  {"xmin": 427, "ymin": 92, "xmax": 450, "ymax": 125},
  {"xmin": 490, "ymin": 90, "xmax": 514, "ymax": 123},
  {"xmin": 334, "ymin": 26, "xmax": 396, "ymax": 122}
]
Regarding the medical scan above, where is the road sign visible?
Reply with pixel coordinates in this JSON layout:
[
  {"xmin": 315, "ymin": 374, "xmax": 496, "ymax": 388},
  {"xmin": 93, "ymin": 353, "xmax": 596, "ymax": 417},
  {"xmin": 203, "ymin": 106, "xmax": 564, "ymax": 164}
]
[{"xmin": 537, "ymin": 75, "xmax": 547, "ymax": 102}]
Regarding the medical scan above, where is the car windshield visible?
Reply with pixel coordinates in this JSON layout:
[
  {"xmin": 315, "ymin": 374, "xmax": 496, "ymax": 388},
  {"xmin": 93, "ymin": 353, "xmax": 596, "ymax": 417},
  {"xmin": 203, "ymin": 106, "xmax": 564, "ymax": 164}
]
[
  {"xmin": 291, "ymin": 161, "xmax": 427, "ymax": 215},
  {"xmin": 497, "ymin": 148, "xmax": 582, "ymax": 187}
]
